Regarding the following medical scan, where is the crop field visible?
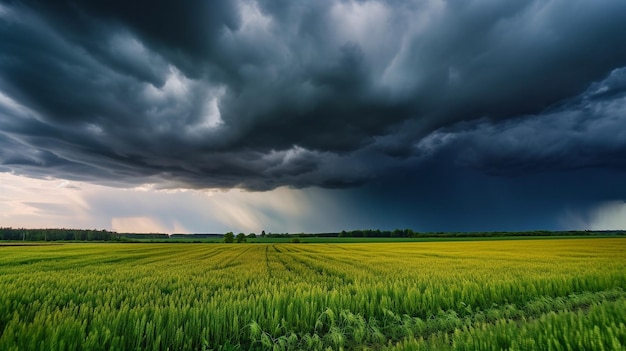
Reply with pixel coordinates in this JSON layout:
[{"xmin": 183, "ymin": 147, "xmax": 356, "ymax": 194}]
[{"xmin": 0, "ymin": 239, "xmax": 625, "ymax": 350}]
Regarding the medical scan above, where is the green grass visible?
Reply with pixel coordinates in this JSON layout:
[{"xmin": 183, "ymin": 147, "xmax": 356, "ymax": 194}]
[{"xmin": 0, "ymin": 238, "xmax": 625, "ymax": 350}]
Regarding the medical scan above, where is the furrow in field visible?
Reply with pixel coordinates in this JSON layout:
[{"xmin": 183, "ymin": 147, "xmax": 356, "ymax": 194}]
[
  {"xmin": 386, "ymin": 295, "xmax": 626, "ymax": 351},
  {"xmin": 210, "ymin": 246, "xmax": 255, "ymax": 270}
]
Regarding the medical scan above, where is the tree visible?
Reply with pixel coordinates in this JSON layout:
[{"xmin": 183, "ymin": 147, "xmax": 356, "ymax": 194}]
[
  {"xmin": 236, "ymin": 233, "xmax": 247, "ymax": 243},
  {"xmin": 247, "ymin": 233, "xmax": 256, "ymax": 238},
  {"xmin": 224, "ymin": 232, "xmax": 234, "ymax": 243},
  {"xmin": 261, "ymin": 230, "xmax": 266, "ymax": 238}
]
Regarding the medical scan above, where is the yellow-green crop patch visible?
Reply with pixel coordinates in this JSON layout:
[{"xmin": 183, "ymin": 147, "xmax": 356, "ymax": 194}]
[{"xmin": 0, "ymin": 239, "xmax": 625, "ymax": 350}]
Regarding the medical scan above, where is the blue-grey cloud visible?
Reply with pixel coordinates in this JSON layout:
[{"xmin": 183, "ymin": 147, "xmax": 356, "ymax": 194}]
[{"xmin": 414, "ymin": 67, "xmax": 626, "ymax": 172}]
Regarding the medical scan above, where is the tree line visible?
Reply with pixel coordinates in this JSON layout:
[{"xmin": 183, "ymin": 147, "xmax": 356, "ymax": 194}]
[
  {"xmin": 2, "ymin": 227, "xmax": 623, "ymax": 242},
  {"xmin": 262, "ymin": 229, "xmax": 625, "ymax": 238},
  {"xmin": 0, "ymin": 227, "xmax": 122, "ymax": 241}
]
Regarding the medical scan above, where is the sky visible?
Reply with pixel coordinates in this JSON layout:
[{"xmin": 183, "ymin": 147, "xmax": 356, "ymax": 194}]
[{"xmin": 1, "ymin": 0, "xmax": 626, "ymax": 234}]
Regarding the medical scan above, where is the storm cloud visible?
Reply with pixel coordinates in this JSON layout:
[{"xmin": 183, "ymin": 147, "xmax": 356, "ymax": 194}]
[{"xmin": 1, "ymin": 0, "xmax": 626, "ymax": 231}]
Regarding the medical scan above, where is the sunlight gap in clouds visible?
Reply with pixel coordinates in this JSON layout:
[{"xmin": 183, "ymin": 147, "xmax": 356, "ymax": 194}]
[
  {"xmin": 0, "ymin": 173, "xmax": 350, "ymax": 233},
  {"xmin": 111, "ymin": 216, "xmax": 187, "ymax": 234},
  {"xmin": 0, "ymin": 173, "xmax": 90, "ymax": 228}
]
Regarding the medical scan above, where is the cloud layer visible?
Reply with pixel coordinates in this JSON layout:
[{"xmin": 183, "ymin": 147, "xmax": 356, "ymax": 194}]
[{"xmin": 1, "ymin": 0, "xmax": 626, "ymax": 231}]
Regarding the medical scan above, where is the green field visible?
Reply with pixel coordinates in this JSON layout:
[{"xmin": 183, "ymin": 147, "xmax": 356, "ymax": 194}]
[{"xmin": 1, "ymin": 239, "xmax": 625, "ymax": 350}]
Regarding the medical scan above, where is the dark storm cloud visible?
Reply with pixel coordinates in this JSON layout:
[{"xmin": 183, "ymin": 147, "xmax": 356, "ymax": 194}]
[
  {"xmin": 414, "ymin": 67, "xmax": 626, "ymax": 174},
  {"xmin": 1, "ymin": 0, "xmax": 626, "ymax": 195}
]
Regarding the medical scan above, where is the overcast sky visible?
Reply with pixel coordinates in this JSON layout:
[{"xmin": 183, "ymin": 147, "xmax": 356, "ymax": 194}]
[{"xmin": 1, "ymin": 0, "xmax": 626, "ymax": 233}]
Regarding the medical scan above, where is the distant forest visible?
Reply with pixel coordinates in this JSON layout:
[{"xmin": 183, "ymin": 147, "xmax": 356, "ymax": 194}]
[
  {"xmin": 0, "ymin": 228, "xmax": 121, "ymax": 241},
  {"xmin": 0, "ymin": 227, "xmax": 624, "ymax": 242},
  {"xmin": 267, "ymin": 229, "xmax": 625, "ymax": 238}
]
